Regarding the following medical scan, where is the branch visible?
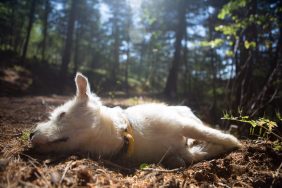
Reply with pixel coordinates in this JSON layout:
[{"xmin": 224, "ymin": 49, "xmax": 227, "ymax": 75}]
[{"xmin": 141, "ymin": 167, "xmax": 184, "ymax": 173}]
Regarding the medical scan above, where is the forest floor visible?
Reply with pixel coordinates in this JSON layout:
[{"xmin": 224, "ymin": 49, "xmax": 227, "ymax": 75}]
[{"xmin": 0, "ymin": 96, "xmax": 282, "ymax": 187}]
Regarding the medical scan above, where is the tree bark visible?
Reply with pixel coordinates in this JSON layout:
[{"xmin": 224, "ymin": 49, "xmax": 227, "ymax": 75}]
[
  {"xmin": 208, "ymin": 17, "xmax": 217, "ymax": 124},
  {"xmin": 231, "ymin": 0, "xmax": 257, "ymax": 111},
  {"xmin": 21, "ymin": 0, "xmax": 36, "ymax": 63},
  {"xmin": 60, "ymin": 0, "xmax": 77, "ymax": 81},
  {"xmin": 124, "ymin": 22, "xmax": 130, "ymax": 96},
  {"xmin": 183, "ymin": 18, "xmax": 190, "ymax": 95},
  {"xmin": 164, "ymin": 0, "xmax": 187, "ymax": 98},
  {"xmin": 112, "ymin": 12, "xmax": 120, "ymax": 83},
  {"xmin": 41, "ymin": 0, "xmax": 51, "ymax": 62},
  {"xmin": 73, "ymin": 25, "xmax": 80, "ymax": 75},
  {"xmin": 124, "ymin": 45, "xmax": 130, "ymax": 95},
  {"xmin": 248, "ymin": 2, "xmax": 282, "ymax": 116}
]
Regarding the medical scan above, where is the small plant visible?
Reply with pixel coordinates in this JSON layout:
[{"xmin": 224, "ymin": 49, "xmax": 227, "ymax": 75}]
[
  {"xmin": 276, "ymin": 111, "xmax": 282, "ymax": 122},
  {"xmin": 20, "ymin": 130, "xmax": 31, "ymax": 142},
  {"xmin": 222, "ymin": 111, "xmax": 282, "ymax": 152},
  {"xmin": 139, "ymin": 163, "xmax": 150, "ymax": 170},
  {"xmin": 222, "ymin": 112, "xmax": 281, "ymax": 141},
  {"xmin": 273, "ymin": 140, "xmax": 282, "ymax": 152}
]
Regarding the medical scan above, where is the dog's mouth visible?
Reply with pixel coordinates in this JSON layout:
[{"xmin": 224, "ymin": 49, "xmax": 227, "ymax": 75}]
[{"xmin": 49, "ymin": 137, "xmax": 69, "ymax": 144}]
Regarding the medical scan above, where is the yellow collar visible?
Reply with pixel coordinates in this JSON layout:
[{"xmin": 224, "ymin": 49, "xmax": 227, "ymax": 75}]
[{"xmin": 122, "ymin": 118, "xmax": 135, "ymax": 157}]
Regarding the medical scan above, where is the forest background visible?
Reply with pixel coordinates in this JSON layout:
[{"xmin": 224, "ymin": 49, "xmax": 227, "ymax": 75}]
[{"xmin": 0, "ymin": 0, "xmax": 281, "ymax": 126}]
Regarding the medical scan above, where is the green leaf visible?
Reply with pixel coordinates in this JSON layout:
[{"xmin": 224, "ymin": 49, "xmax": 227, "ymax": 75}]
[
  {"xmin": 250, "ymin": 127, "xmax": 254, "ymax": 135},
  {"xmin": 225, "ymin": 50, "xmax": 234, "ymax": 57},
  {"xmin": 21, "ymin": 130, "xmax": 30, "ymax": 142},
  {"xmin": 273, "ymin": 141, "xmax": 282, "ymax": 152},
  {"xmin": 274, "ymin": 144, "xmax": 282, "ymax": 152},
  {"xmin": 259, "ymin": 127, "xmax": 262, "ymax": 136},
  {"xmin": 139, "ymin": 163, "xmax": 149, "ymax": 170},
  {"xmin": 218, "ymin": 0, "xmax": 250, "ymax": 19},
  {"xmin": 215, "ymin": 24, "xmax": 239, "ymax": 36},
  {"xmin": 200, "ymin": 39, "xmax": 224, "ymax": 48},
  {"xmin": 249, "ymin": 120, "xmax": 257, "ymax": 127},
  {"xmin": 276, "ymin": 111, "xmax": 282, "ymax": 121},
  {"xmin": 244, "ymin": 41, "xmax": 256, "ymax": 49},
  {"xmin": 241, "ymin": 116, "xmax": 249, "ymax": 119}
]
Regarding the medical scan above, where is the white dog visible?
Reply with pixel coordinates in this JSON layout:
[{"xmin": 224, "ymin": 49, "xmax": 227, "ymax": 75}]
[{"xmin": 30, "ymin": 73, "xmax": 241, "ymax": 167}]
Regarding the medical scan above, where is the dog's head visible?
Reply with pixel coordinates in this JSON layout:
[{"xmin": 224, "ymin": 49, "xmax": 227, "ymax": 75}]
[{"xmin": 30, "ymin": 73, "xmax": 101, "ymax": 153}]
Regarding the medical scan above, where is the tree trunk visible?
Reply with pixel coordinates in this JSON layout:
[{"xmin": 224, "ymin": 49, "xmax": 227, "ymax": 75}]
[
  {"xmin": 138, "ymin": 40, "xmax": 146, "ymax": 80},
  {"xmin": 112, "ymin": 14, "xmax": 120, "ymax": 83},
  {"xmin": 125, "ymin": 46, "xmax": 130, "ymax": 95},
  {"xmin": 164, "ymin": 0, "xmax": 187, "ymax": 98},
  {"xmin": 124, "ymin": 28, "xmax": 130, "ymax": 95},
  {"xmin": 208, "ymin": 17, "xmax": 217, "ymax": 124},
  {"xmin": 41, "ymin": 0, "xmax": 51, "ymax": 62},
  {"xmin": 73, "ymin": 26, "xmax": 80, "ymax": 75},
  {"xmin": 10, "ymin": 1, "xmax": 16, "ymax": 50},
  {"xmin": 231, "ymin": 0, "xmax": 257, "ymax": 111},
  {"xmin": 60, "ymin": 0, "xmax": 77, "ymax": 81},
  {"xmin": 248, "ymin": 2, "xmax": 282, "ymax": 116},
  {"xmin": 240, "ymin": 0, "xmax": 257, "ymax": 109},
  {"xmin": 21, "ymin": 0, "xmax": 36, "ymax": 63},
  {"xmin": 183, "ymin": 19, "xmax": 190, "ymax": 95}
]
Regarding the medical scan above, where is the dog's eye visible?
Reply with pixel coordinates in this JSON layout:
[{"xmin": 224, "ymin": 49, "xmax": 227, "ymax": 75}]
[{"xmin": 58, "ymin": 112, "xmax": 66, "ymax": 120}]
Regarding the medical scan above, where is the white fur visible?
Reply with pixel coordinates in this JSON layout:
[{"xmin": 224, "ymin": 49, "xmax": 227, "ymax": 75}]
[{"xmin": 31, "ymin": 73, "xmax": 241, "ymax": 165}]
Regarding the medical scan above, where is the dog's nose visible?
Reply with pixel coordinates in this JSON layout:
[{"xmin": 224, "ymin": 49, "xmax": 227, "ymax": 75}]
[{"xmin": 29, "ymin": 130, "xmax": 37, "ymax": 140}]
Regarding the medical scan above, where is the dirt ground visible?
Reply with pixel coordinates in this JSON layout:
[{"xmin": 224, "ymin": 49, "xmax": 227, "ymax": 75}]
[{"xmin": 0, "ymin": 96, "xmax": 281, "ymax": 187}]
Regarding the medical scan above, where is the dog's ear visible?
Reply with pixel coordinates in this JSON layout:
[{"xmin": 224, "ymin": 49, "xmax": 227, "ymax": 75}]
[{"xmin": 75, "ymin": 72, "xmax": 90, "ymax": 99}]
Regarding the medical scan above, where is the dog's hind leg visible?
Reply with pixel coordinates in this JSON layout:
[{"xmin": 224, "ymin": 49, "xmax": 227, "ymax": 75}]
[
  {"xmin": 179, "ymin": 118, "xmax": 241, "ymax": 149},
  {"xmin": 180, "ymin": 143, "xmax": 229, "ymax": 164}
]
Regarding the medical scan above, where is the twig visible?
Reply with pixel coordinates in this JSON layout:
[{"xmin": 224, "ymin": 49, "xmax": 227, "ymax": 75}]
[
  {"xmin": 19, "ymin": 180, "xmax": 39, "ymax": 188},
  {"xmin": 96, "ymin": 168, "xmax": 108, "ymax": 175},
  {"xmin": 60, "ymin": 161, "xmax": 72, "ymax": 185},
  {"xmin": 271, "ymin": 162, "xmax": 282, "ymax": 185},
  {"xmin": 157, "ymin": 146, "xmax": 171, "ymax": 165},
  {"xmin": 20, "ymin": 153, "xmax": 42, "ymax": 166},
  {"xmin": 0, "ymin": 133, "xmax": 22, "ymax": 137},
  {"xmin": 251, "ymin": 89, "xmax": 278, "ymax": 116},
  {"xmin": 28, "ymin": 158, "xmax": 39, "ymax": 168},
  {"xmin": 217, "ymin": 182, "xmax": 231, "ymax": 188},
  {"xmin": 27, "ymin": 158, "xmax": 49, "ymax": 185},
  {"xmin": 141, "ymin": 167, "xmax": 184, "ymax": 173},
  {"xmin": 6, "ymin": 170, "xmax": 10, "ymax": 188},
  {"xmin": 100, "ymin": 159, "xmax": 132, "ymax": 172},
  {"xmin": 96, "ymin": 168, "xmax": 112, "ymax": 180},
  {"xmin": 232, "ymin": 180, "xmax": 251, "ymax": 188},
  {"xmin": 274, "ymin": 162, "xmax": 282, "ymax": 177}
]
